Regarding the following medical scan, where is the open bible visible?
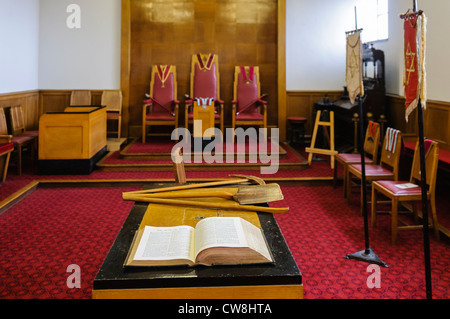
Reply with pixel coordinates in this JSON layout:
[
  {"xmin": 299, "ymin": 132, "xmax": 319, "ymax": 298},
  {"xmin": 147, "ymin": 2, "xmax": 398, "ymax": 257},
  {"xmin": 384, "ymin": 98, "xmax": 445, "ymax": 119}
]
[{"xmin": 125, "ymin": 217, "xmax": 273, "ymax": 267}]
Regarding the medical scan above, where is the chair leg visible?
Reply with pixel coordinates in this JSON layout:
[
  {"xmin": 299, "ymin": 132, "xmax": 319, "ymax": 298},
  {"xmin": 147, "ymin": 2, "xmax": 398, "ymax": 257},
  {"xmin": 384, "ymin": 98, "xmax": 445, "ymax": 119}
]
[
  {"xmin": 371, "ymin": 184, "xmax": 377, "ymax": 227},
  {"xmin": 342, "ymin": 166, "xmax": 348, "ymax": 197},
  {"xmin": 142, "ymin": 124, "xmax": 146, "ymax": 144},
  {"xmin": 391, "ymin": 198, "xmax": 398, "ymax": 245},
  {"xmin": 346, "ymin": 170, "xmax": 352, "ymax": 205},
  {"xmin": 0, "ymin": 153, "xmax": 10, "ymax": 182},
  {"xmin": 17, "ymin": 145, "xmax": 22, "ymax": 176},
  {"xmin": 412, "ymin": 200, "xmax": 419, "ymax": 224},
  {"xmin": 117, "ymin": 117, "xmax": 122, "ymax": 140},
  {"xmin": 360, "ymin": 182, "xmax": 364, "ymax": 216},
  {"xmin": 333, "ymin": 164, "xmax": 337, "ymax": 188},
  {"xmin": 430, "ymin": 196, "xmax": 440, "ymax": 241}
]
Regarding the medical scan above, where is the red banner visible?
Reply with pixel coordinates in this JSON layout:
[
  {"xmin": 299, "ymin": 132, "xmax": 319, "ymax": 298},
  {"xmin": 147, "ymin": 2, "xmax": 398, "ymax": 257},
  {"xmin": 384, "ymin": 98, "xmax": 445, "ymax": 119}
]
[{"xmin": 403, "ymin": 14, "xmax": 419, "ymax": 120}]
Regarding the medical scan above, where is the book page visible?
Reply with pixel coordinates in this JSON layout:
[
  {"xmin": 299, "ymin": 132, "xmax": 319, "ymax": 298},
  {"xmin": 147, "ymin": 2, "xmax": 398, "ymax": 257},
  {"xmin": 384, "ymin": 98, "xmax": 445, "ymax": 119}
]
[
  {"xmin": 194, "ymin": 217, "xmax": 248, "ymax": 257},
  {"xmin": 394, "ymin": 183, "xmax": 419, "ymax": 189},
  {"xmin": 240, "ymin": 218, "xmax": 272, "ymax": 262},
  {"xmin": 134, "ymin": 225, "xmax": 195, "ymax": 262}
]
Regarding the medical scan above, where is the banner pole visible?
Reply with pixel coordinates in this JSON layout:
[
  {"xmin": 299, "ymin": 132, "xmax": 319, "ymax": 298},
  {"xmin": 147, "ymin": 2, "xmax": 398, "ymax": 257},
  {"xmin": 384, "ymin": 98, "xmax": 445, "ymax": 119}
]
[
  {"xmin": 403, "ymin": 0, "xmax": 432, "ymax": 299},
  {"xmin": 414, "ymin": 0, "xmax": 432, "ymax": 300},
  {"xmin": 344, "ymin": 26, "xmax": 387, "ymax": 268}
]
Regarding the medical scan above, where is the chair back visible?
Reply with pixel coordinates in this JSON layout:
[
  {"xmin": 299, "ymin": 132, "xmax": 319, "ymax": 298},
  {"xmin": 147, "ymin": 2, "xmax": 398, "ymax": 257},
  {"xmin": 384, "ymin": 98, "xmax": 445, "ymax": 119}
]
[
  {"xmin": 9, "ymin": 105, "xmax": 26, "ymax": 135},
  {"xmin": 363, "ymin": 121, "xmax": 380, "ymax": 162},
  {"xmin": 233, "ymin": 66, "xmax": 261, "ymax": 113},
  {"xmin": 101, "ymin": 90, "xmax": 122, "ymax": 113},
  {"xmin": 0, "ymin": 108, "xmax": 9, "ymax": 135},
  {"xmin": 410, "ymin": 140, "xmax": 439, "ymax": 193},
  {"xmin": 150, "ymin": 65, "xmax": 177, "ymax": 113},
  {"xmin": 70, "ymin": 90, "xmax": 91, "ymax": 106},
  {"xmin": 379, "ymin": 128, "xmax": 402, "ymax": 179},
  {"xmin": 190, "ymin": 53, "xmax": 220, "ymax": 101}
]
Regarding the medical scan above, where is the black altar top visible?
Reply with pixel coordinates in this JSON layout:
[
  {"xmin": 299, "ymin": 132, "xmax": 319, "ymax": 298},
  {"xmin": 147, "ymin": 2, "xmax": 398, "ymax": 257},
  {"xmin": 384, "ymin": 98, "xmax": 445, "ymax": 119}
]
[{"xmin": 93, "ymin": 187, "xmax": 301, "ymax": 291}]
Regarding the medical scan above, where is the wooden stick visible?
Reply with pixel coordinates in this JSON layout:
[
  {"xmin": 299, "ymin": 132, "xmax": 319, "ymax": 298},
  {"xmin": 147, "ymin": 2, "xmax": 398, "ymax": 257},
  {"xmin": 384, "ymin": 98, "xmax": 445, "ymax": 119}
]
[
  {"xmin": 123, "ymin": 196, "xmax": 289, "ymax": 214},
  {"xmin": 122, "ymin": 178, "xmax": 250, "ymax": 196}
]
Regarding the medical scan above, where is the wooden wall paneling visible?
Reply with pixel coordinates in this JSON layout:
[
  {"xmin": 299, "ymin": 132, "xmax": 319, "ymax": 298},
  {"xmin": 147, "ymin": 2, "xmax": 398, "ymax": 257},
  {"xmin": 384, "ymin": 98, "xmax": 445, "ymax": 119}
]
[
  {"xmin": 39, "ymin": 91, "xmax": 71, "ymax": 114},
  {"xmin": 424, "ymin": 100, "xmax": 450, "ymax": 151},
  {"xmin": 25, "ymin": 94, "xmax": 39, "ymax": 130},
  {"xmin": 385, "ymin": 94, "xmax": 417, "ymax": 135},
  {"xmin": 125, "ymin": 0, "xmax": 279, "ymax": 138},
  {"xmin": 0, "ymin": 90, "xmax": 40, "ymax": 131},
  {"xmin": 286, "ymin": 91, "xmax": 342, "ymax": 135},
  {"xmin": 386, "ymin": 94, "xmax": 450, "ymax": 151}
]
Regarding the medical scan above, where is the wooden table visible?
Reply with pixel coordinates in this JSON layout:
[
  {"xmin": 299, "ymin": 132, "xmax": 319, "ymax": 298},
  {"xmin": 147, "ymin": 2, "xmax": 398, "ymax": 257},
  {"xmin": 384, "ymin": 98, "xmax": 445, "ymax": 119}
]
[{"xmin": 92, "ymin": 184, "xmax": 302, "ymax": 299}]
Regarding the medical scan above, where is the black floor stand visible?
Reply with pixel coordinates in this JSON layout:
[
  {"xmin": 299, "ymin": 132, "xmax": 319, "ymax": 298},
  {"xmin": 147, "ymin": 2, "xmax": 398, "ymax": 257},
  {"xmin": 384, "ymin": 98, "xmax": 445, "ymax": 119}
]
[{"xmin": 345, "ymin": 96, "xmax": 388, "ymax": 268}]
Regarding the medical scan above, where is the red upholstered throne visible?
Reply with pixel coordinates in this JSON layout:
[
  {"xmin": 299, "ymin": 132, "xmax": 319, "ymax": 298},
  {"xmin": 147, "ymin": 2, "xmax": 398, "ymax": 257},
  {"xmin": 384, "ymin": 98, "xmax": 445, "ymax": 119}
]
[
  {"xmin": 142, "ymin": 65, "xmax": 179, "ymax": 144},
  {"xmin": 184, "ymin": 53, "xmax": 224, "ymax": 134},
  {"xmin": 231, "ymin": 66, "xmax": 267, "ymax": 137}
]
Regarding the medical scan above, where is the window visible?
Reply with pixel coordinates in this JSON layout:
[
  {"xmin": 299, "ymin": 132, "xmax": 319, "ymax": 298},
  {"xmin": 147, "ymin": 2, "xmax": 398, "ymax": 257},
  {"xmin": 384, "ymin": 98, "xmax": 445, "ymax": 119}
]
[{"xmin": 356, "ymin": 0, "xmax": 388, "ymax": 43}]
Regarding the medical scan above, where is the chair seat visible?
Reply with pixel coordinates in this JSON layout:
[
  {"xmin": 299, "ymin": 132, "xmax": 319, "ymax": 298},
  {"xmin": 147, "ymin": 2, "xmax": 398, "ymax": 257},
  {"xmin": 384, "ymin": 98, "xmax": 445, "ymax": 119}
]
[
  {"xmin": 0, "ymin": 143, "xmax": 14, "ymax": 154},
  {"xmin": 22, "ymin": 130, "xmax": 39, "ymax": 137},
  {"xmin": 188, "ymin": 112, "xmax": 221, "ymax": 120},
  {"xmin": 336, "ymin": 153, "xmax": 373, "ymax": 164},
  {"xmin": 288, "ymin": 116, "xmax": 307, "ymax": 124},
  {"xmin": 236, "ymin": 112, "xmax": 264, "ymax": 121},
  {"xmin": 350, "ymin": 164, "xmax": 394, "ymax": 177},
  {"xmin": 12, "ymin": 135, "xmax": 34, "ymax": 144},
  {"xmin": 146, "ymin": 112, "xmax": 176, "ymax": 121},
  {"xmin": 107, "ymin": 112, "xmax": 121, "ymax": 119},
  {"xmin": 374, "ymin": 180, "xmax": 423, "ymax": 196}
]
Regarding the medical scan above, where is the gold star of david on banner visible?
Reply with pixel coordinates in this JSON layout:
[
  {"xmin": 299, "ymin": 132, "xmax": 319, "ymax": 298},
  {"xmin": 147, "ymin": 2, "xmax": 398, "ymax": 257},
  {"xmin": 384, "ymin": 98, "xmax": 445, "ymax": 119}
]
[{"xmin": 405, "ymin": 42, "xmax": 416, "ymax": 86}]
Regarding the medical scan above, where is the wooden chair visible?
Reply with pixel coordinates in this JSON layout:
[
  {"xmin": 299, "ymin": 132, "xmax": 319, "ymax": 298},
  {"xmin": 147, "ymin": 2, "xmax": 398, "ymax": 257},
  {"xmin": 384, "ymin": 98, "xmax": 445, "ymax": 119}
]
[
  {"xmin": 231, "ymin": 66, "xmax": 267, "ymax": 138},
  {"xmin": 0, "ymin": 120, "xmax": 14, "ymax": 182},
  {"xmin": 10, "ymin": 105, "xmax": 39, "ymax": 138},
  {"xmin": 101, "ymin": 90, "xmax": 122, "ymax": 139},
  {"xmin": 346, "ymin": 128, "xmax": 402, "ymax": 213},
  {"xmin": 70, "ymin": 90, "xmax": 91, "ymax": 106},
  {"xmin": 371, "ymin": 140, "xmax": 440, "ymax": 244},
  {"xmin": 334, "ymin": 121, "xmax": 381, "ymax": 195},
  {"xmin": 4, "ymin": 107, "xmax": 36, "ymax": 176},
  {"xmin": 185, "ymin": 53, "xmax": 224, "ymax": 135},
  {"xmin": 142, "ymin": 65, "xmax": 179, "ymax": 144}
]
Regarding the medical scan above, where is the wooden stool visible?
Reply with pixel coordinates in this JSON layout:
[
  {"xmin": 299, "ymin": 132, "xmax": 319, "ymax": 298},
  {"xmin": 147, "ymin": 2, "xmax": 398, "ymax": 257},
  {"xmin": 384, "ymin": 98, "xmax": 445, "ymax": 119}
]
[{"xmin": 287, "ymin": 117, "xmax": 307, "ymax": 146}]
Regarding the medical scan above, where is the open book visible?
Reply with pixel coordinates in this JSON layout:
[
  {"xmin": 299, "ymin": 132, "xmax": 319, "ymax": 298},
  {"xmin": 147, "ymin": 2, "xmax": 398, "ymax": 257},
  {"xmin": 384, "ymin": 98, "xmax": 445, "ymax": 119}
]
[{"xmin": 125, "ymin": 217, "xmax": 273, "ymax": 267}]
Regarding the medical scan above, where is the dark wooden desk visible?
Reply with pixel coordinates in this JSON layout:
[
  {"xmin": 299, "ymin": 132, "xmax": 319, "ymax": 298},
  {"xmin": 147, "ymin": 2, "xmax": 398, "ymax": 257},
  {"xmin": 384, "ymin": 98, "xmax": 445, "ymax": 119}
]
[{"xmin": 92, "ymin": 185, "xmax": 302, "ymax": 299}]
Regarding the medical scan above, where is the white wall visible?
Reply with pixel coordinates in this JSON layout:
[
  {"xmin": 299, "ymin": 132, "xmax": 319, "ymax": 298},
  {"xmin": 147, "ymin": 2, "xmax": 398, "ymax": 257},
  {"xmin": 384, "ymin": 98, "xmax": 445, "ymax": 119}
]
[
  {"xmin": 286, "ymin": 0, "xmax": 450, "ymax": 103},
  {"xmin": 38, "ymin": 0, "xmax": 121, "ymax": 90},
  {"xmin": 286, "ymin": 0, "xmax": 356, "ymax": 92},
  {"xmin": 0, "ymin": 0, "xmax": 39, "ymax": 94}
]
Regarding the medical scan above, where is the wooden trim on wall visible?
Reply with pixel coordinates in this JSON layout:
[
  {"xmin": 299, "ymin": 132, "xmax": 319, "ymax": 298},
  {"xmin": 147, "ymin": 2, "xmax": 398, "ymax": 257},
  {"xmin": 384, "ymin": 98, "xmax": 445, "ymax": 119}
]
[
  {"xmin": 386, "ymin": 94, "xmax": 450, "ymax": 151},
  {"xmin": 120, "ymin": 0, "xmax": 131, "ymax": 137},
  {"xmin": 0, "ymin": 90, "xmax": 40, "ymax": 130},
  {"xmin": 278, "ymin": 0, "xmax": 287, "ymax": 142}
]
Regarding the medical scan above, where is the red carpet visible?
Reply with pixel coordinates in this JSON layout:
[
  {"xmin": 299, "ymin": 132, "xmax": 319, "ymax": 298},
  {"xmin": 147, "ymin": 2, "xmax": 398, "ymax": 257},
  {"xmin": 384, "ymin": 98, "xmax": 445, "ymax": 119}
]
[
  {"xmin": 0, "ymin": 184, "xmax": 449, "ymax": 299},
  {"xmin": 273, "ymin": 185, "xmax": 450, "ymax": 299},
  {"xmin": 0, "ymin": 142, "xmax": 449, "ymax": 299},
  {"xmin": 0, "ymin": 186, "xmax": 138, "ymax": 299}
]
